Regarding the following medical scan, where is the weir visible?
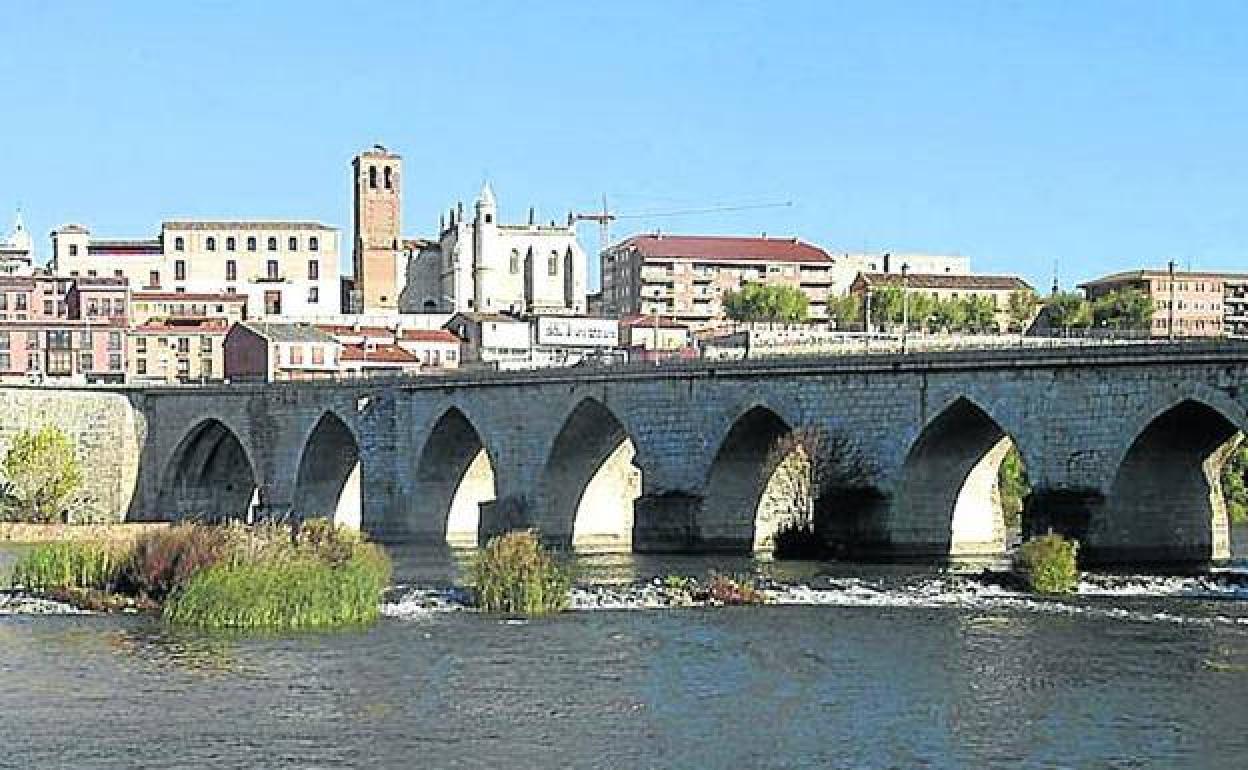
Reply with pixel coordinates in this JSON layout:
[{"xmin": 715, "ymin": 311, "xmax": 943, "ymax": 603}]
[{"xmin": 6, "ymin": 341, "xmax": 1248, "ymax": 567}]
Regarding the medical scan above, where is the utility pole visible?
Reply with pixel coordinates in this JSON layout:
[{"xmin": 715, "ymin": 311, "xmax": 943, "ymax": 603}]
[
  {"xmin": 900, "ymin": 263, "xmax": 910, "ymax": 354},
  {"xmin": 1168, "ymin": 259, "xmax": 1177, "ymax": 342}
]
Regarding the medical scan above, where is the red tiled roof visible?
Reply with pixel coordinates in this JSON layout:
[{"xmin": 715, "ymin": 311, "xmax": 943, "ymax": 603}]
[
  {"xmin": 399, "ymin": 329, "xmax": 459, "ymax": 343},
  {"xmin": 340, "ymin": 343, "xmax": 421, "ymax": 363},
  {"xmin": 616, "ymin": 235, "xmax": 832, "ymax": 264}
]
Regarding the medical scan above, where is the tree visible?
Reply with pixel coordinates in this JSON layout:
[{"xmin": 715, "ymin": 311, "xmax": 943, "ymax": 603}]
[
  {"xmin": 1007, "ymin": 290, "xmax": 1040, "ymax": 332},
  {"xmin": 1, "ymin": 426, "xmax": 88, "ymax": 523},
  {"xmin": 997, "ymin": 445, "xmax": 1030, "ymax": 530},
  {"xmin": 962, "ymin": 295, "xmax": 998, "ymax": 333},
  {"xmin": 722, "ymin": 283, "xmax": 809, "ymax": 323},
  {"xmin": 867, "ymin": 286, "xmax": 904, "ymax": 328},
  {"xmin": 1091, "ymin": 288, "xmax": 1153, "ymax": 331},
  {"xmin": 930, "ymin": 297, "xmax": 967, "ymax": 332},
  {"xmin": 1045, "ymin": 291, "xmax": 1092, "ymax": 331},
  {"xmin": 826, "ymin": 294, "xmax": 861, "ymax": 329},
  {"xmin": 1221, "ymin": 441, "xmax": 1248, "ymax": 524}
]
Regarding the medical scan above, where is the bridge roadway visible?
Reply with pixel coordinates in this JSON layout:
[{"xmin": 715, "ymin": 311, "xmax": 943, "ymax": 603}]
[{"xmin": 4, "ymin": 340, "xmax": 1248, "ymax": 565}]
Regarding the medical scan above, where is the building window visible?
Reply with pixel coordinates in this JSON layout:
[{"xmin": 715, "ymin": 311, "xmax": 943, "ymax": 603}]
[
  {"xmin": 311, "ymin": 345, "xmax": 324, "ymax": 365},
  {"xmin": 174, "ymin": 237, "xmax": 184, "ymax": 251},
  {"xmin": 290, "ymin": 345, "xmax": 304, "ymax": 365},
  {"xmin": 135, "ymin": 337, "xmax": 147, "ymax": 353},
  {"xmin": 247, "ymin": 236, "xmax": 257, "ymax": 251},
  {"xmin": 109, "ymin": 353, "xmax": 122, "ymax": 371},
  {"xmin": 177, "ymin": 337, "xmax": 190, "ymax": 354},
  {"xmin": 226, "ymin": 236, "xmax": 236, "ymax": 251},
  {"xmin": 113, "ymin": 269, "xmax": 123, "ymax": 278},
  {"xmin": 206, "ymin": 237, "xmax": 216, "ymax": 251},
  {"xmin": 43, "ymin": 300, "xmax": 53, "ymax": 315},
  {"xmin": 87, "ymin": 269, "xmax": 97, "ymax": 278},
  {"xmin": 309, "ymin": 236, "xmax": 319, "ymax": 252},
  {"xmin": 79, "ymin": 330, "xmax": 91, "ymax": 348},
  {"xmin": 0, "ymin": 353, "xmax": 9, "ymax": 370},
  {"xmin": 267, "ymin": 260, "xmax": 279, "ymax": 280},
  {"xmin": 369, "ymin": 165, "xmax": 377, "ymax": 189},
  {"xmin": 15, "ymin": 294, "xmax": 27, "ymax": 311},
  {"xmin": 27, "ymin": 331, "xmax": 39, "ymax": 349},
  {"xmin": 226, "ymin": 260, "xmax": 237, "ymax": 281},
  {"xmin": 308, "ymin": 260, "xmax": 319, "ymax": 280},
  {"xmin": 200, "ymin": 336, "xmax": 212, "ymax": 353},
  {"xmin": 384, "ymin": 166, "xmax": 393, "ymax": 190},
  {"xmin": 288, "ymin": 236, "xmax": 298, "ymax": 251},
  {"xmin": 149, "ymin": 271, "xmax": 160, "ymax": 288},
  {"xmin": 69, "ymin": 244, "xmax": 79, "ymax": 257},
  {"xmin": 264, "ymin": 290, "xmax": 282, "ymax": 315},
  {"xmin": 136, "ymin": 358, "xmax": 147, "ymax": 375},
  {"xmin": 78, "ymin": 352, "xmax": 90, "ymax": 373},
  {"xmin": 267, "ymin": 237, "xmax": 277, "ymax": 251},
  {"xmin": 0, "ymin": 295, "xmax": 6, "ymax": 311},
  {"xmin": 0, "ymin": 331, "xmax": 8, "ymax": 350},
  {"xmin": 510, "ymin": 249, "xmax": 519, "ymax": 274},
  {"xmin": 108, "ymin": 331, "xmax": 122, "ymax": 351},
  {"xmin": 175, "ymin": 260, "xmax": 186, "ymax": 281},
  {"xmin": 548, "ymin": 251, "xmax": 559, "ymax": 276}
]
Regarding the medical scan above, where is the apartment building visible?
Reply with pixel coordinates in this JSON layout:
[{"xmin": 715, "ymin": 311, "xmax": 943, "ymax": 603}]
[
  {"xmin": 223, "ymin": 322, "xmax": 342, "ymax": 382},
  {"xmin": 0, "ymin": 273, "xmax": 128, "ymax": 383},
  {"xmin": 1079, "ymin": 269, "xmax": 1248, "ymax": 338},
  {"xmin": 129, "ymin": 317, "xmax": 229, "ymax": 383},
  {"xmin": 601, "ymin": 235, "xmax": 840, "ymax": 326},
  {"xmin": 50, "ymin": 220, "xmax": 339, "ymax": 319}
]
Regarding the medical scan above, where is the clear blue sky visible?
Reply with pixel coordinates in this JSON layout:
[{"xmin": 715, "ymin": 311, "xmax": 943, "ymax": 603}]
[{"xmin": 4, "ymin": 0, "xmax": 1248, "ymax": 291}]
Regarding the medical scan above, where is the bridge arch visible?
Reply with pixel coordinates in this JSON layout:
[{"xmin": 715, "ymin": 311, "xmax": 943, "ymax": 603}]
[
  {"xmin": 160, "ymin": 417, "xmax": 258, "ymax": 521},
  {"xmin": 890, "ymin": 396, "xmax": 1022, "ymax": 559},
  {"xmin": 292, "ymin": 411, "xmax": 362, "ymax": 529},
  {"xmin": 408, "ymin": 406, "xmax": 497, "ymax": 546},
  {"xmin": 701, "ymin": 403, "xmax": 795, "ymax": 551},
  {"xmin": 536, "ymin": 397, "xmax": 642, "ymax": 552},
  {"xmin": 1094, "ymin": 396, "xmax": 1243, "ymax": 564}
]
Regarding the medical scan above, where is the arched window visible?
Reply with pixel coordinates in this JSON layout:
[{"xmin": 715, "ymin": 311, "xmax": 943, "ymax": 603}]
[
  {"xmin": 384, "ymin": 166, "xmax": 393, "ymax": 190},
  {"xmin": 288, "ymin": 236, "xmax": 298, "ymax": 251},
  {"xmin": 548, "ymin": 251, "xmax": 559, "ymax": 276},
  {"xmin": 174, "ymin": 236, "xmax": 185, "ymax": 251},
  {"xmin": 309, "ymin": 236, "xmax": 319, "ymax": 252},
  {"xmin": 368, "ymin": 166, "xmax": 377, "ymax": 189},
  {"xmin": 247, "ymin": 236, "xmax": 257, "ymax": 251},
  {"xmin": 510, "ymin": 249, "xmax": 520, "ymax": 274},
  {"xmin": 267, "ymin": 237, "xmax": 277, "ymax": 251},
  {"xmin": 226, "ymin": 237, "xmax": 236, "ymax": 251},
  {"xmin": 205, "ymin": 237, "xmax": 216, "ymax": 251}
]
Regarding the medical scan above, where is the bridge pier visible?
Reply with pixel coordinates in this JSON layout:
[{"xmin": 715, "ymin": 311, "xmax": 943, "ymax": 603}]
[{"xmin": 632, "ymin": 493, "xmax": 703, "ymax": 552}]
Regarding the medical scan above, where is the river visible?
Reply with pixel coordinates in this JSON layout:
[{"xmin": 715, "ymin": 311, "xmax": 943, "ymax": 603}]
[{"xmin": 4, "ymin": 543, "xmax": 1248, "ymax": 769}]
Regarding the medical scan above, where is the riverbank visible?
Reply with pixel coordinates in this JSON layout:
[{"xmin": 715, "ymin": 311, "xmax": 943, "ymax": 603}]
[{"xmin": 0, "ymin": 522, "xmax": 170, "ymax": 544}]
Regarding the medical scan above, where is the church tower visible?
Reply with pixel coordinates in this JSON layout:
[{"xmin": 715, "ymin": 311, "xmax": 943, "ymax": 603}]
[{"xmin": 351, "ymin": 145, "xmax": 401, "ymax": 313}]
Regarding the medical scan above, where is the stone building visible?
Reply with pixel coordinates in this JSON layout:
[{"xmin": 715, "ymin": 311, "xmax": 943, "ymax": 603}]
[
  {"xmin": 1079, "ymin": 269, "xmax": 1248, "ymax": 338},
  {"xmin": 350, "ymin": 145, "xmax": 403, "ymax": 314},
  {"xmin": 50, "ymin": 220, "xmax": 339, "ymax": 319},
  {"xmin": 398, "ymin": 184, "xmax": 589, "ymax": 316}
]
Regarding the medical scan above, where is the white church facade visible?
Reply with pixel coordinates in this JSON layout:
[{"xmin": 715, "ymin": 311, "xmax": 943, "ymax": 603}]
[{"xmin": 397, "ymin": 183, "xmax": 589, "ymax": 316}]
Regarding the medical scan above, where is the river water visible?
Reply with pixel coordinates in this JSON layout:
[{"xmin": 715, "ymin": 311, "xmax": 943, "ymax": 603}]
[{"xmin": 4, "ymin": 543, "xmax": 1248, "ymax": 769}]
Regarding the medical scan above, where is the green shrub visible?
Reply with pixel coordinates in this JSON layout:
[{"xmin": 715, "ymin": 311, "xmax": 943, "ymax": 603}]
[
  {"xmin": 162, "ymin": 545, "xmax": 391, "ymax": 631},
  {"xmin": 10, "ymin": 541, "xmax": 126, "ymax": 591},
  {"xmin": 471, "ymin": 530, "xmax": 572, "ymax": 615},
  {"xmin": 1016, "ymin": 533, "xmax": 1079, "ymax": 594}
]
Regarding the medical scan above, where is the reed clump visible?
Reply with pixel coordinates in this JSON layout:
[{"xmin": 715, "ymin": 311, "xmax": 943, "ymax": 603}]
[
  {"xmin": 471, "ymin": 530, "xmax": 572, "ymax": 615},
  {"xmin": 10, "ymin": 541, "xmax": 128, "ymax": 592}
]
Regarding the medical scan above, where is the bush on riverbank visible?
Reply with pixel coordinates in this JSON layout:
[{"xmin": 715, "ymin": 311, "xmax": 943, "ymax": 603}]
[
  {"xmin": 1015, "ymin": 533, "xmax": 1079, "ymax": 594},
  {"xmin": 471, "ymin": 530, "xmax": 572, "ymax": 615},
  {"xmin": 10, "ymin": 519, "xmax": 393, "ymax": 631},
  {"xmin": 706, "ymin": 573, "xmax": 768, "ymax": 605}
]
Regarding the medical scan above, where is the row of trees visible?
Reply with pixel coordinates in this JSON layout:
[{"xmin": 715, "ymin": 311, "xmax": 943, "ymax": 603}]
[
  {"xmin": 722, "ymin": 284, "xmax": 810, "ymax": 323},
  {"xmin": 1044, "ymin": 288, "xmax": 1153, "ymax": 332}
]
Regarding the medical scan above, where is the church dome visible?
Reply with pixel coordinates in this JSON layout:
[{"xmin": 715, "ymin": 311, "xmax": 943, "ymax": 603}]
[{"xmin": 4, "ymin": 212, "xmax": 32, "ymax": 253}]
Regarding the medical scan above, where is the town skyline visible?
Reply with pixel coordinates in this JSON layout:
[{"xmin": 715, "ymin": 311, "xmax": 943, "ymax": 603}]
[{"xmin": 6, "ymin": 1, "xmax": 1248, "ymax": 291}]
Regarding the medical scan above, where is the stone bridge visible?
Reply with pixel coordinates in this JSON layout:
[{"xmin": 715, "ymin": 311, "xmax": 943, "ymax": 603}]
[{"xmin": 5, "ymin": 341, "xmax": 1248, "ymax": 566}]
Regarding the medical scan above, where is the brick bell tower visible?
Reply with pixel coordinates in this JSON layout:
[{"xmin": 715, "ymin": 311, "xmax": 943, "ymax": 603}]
[{"xmin": 352, "ymin": 144, "xmax": 401, "ymax": 313}]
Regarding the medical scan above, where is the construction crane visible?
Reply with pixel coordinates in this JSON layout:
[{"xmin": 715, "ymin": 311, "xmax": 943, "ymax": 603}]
[{"xmin": 573, "ymin": 196, "xmax": 793, "ymax": 255}]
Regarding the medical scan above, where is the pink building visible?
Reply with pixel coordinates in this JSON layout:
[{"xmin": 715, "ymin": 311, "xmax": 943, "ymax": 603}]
[{"xmin": 0, "ymin": 273, "xmax": 129, "ymax": 383}]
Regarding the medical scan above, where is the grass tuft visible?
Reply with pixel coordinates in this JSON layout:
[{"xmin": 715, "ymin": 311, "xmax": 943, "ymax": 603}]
[{"xmin": 1015, "ymin": 533, "xmax": 1079, "ymax": 594}]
